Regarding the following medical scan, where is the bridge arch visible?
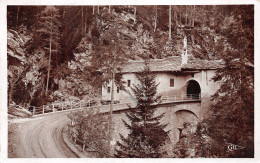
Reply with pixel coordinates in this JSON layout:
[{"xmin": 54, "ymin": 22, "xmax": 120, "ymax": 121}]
[
  {"xmin": 175, "ymin": 109, "xmax": 198, "ymax": 119},
  {"xmin": 185, "ymin": 79, "xmax": 201, "ymax": 99},
  {"xmin": 174, "ymin": 109, "xmax": 199, "ymax": 141}
]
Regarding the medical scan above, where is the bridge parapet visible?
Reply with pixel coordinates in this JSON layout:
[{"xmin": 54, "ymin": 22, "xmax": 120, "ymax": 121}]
[{"xmin": 30, "ymin": 94, "xmax": 201, "ymax": 116}]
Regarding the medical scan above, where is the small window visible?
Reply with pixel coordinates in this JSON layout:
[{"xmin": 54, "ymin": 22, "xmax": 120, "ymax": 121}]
[
  {"xmin": 117, "ymin": 87, "xmax": 120, "ymax": 93},
  {"xmin": 107, "ymin": 87, "xmax": 111, "ymax": 93},
  {"xmin": 127, "ymin": 80, "xmax": 131, "ymax": 87},
  {"xmin": 170, "ymin": 79, "xmax": 174, "ymax": 87}
]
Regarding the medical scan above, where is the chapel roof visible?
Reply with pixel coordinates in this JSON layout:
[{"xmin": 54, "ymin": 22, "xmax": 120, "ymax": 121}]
[{"xmin": 121, "ymin": 56, "xmax": 224, "ymax": 73}]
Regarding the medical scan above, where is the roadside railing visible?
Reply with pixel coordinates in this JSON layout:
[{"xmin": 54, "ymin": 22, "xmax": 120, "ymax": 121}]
[
  {"xmin": 30, "ymin": 94, "xmax": 201, "ymax": 116},
  {"xmin": 30, "ymin": 101, "xmax": 95, "ymax": 116},
  {"xmin": 30, "ymin": 100, "xmax": 133, "ymax": 116},
  {"xmin": 161, "ymin": 94, "xmax": 201, "ymax": 103}
]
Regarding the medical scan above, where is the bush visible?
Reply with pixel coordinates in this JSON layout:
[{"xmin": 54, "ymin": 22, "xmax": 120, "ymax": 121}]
[{"xmin": 67, "ymin": 108, "xmax": 110, "ymax": 157}]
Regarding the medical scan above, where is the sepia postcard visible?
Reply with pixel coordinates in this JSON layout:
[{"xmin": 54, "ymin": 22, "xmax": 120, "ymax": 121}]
[{"xmin": 0, "ymin": 0, "xmax": 259, "ymax": 162}]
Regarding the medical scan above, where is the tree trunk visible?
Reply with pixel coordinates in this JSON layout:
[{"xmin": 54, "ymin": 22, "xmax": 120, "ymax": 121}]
[
  {"xmin": 84, "ymin": 7, "xmax": 87, "ymax": 35},
  {"xmin": 202, "ymin": 6, "xmax": 205, "ymax": 26},
  {"xmin": 93, "ymin": 5, "xmax": 95, "ymax": 15},
  {"xmin": 174, "ymin": 9, "xmax": 177, "ymax": 26},
  {"xmin": 169, "ymin": 5, "xmax": 171, "ymax": 40},
  {"xmin": 46, "ymin": 12, "xmax": 52, "ymax": 96},
  {"xmin": 192, "ymin": 5, "xmax": 195, "ymax": 27},
  {"xmin": 179, "ymin": 11, "xmax": 182, "ymax": 26},
  {"xmin": 190, "ymin": 6, "xmax": 192, "ymax": 26},
  {"xmin": 108, "ymin": 5, "xmax": 111, "ymax": 13},
  {"xmin": 185, "ymin": 5, "xmax": 188, "ymax": 25},
  {"xmin": 97, "ymin": 5, "xmax": 100, "ymax": 14},
  {"xmin": 82, "ymin": 6, "xmax": 84, "ymax": 31},
  {"xmin": 134, "ymin": 7, "xmax": 137, "ymax": 23},
  {"xmin": 154, "ymin": 5, "xmax": 157, "ymax": 32},
  {"xmin": 16, "ymin": 6, "xmax": 20, "ymax": 26},
  {"xmin": 108, "ymin": 66, "xmax": 115, "ymax": 154}
]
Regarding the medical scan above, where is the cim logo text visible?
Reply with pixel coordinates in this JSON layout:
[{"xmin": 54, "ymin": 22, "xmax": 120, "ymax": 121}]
[{"xmin": 227, "ymin": 143, "xmax": 244, "ymax": 151}]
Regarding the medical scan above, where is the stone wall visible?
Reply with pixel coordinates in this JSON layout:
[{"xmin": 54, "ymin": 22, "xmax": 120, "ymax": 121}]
[{"xmin": 111, "ymin": 101, "xmax": 202, "ymax": 146}]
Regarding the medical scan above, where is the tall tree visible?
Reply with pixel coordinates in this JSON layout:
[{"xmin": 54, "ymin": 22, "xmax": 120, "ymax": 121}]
[
  {"xmin": 115, "ymin": 62, "xmax": 169, "ymax": 158},
  {"xmin": 185, "ymin": 5, "xmax": 187, "ymax": 25},
  {"xmin": 176, "ymin": 5, "xmax": 255, "ymax": 158},
  {"xmin": 88, "ymin": 9, "xmax": 134, "ymax": 153},
  {"xmin": 210, "ymin": 6, "xmax": 254, "ymax": 158},
  {"xmin": 59, "ymin": 6, "xmax": 87, "ymax": 64},
  {"xmin": 192, "ymin": 5, "xmax": 195, "ymax": 27},
  {"xmin": 134, "ymin": 6, "xmax": 137, "ymax": 23},
  {"xmin": 169, "ymin": 5, "xmax": 171, "ymax": 40},
  {"xmin": 7, "ymin": 6, "xmax": 44, "ymax": 30},
  {"xmin": 36, "ymin": 6, "xmax": 61, "ymax": 95},
  {"xmin": 16, "ymin": 6, "xmax": 19, "ymax": 26},
  {"xmin": 153, "ymin": 5, "xmax": 157, "ymax": 32}
]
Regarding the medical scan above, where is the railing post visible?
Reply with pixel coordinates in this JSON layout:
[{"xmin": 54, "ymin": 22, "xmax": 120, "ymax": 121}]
[
  {"xmin": 52, "ymin": 103, "xmax": 55, "ymax": 112},
  {"xmin": 62, "ymin": 102, "xmax": 64, "ymax": 111},
  {"xmin": 70, "ymin": 101, "xmax": 73, "ymax": 109},
  {"xmin": 32, "ymin": 106, "xmax": 35, "ymax": 115},
  {"xmin": 43, "ymin": 105, "xmax": 45, "ymax": 114}
]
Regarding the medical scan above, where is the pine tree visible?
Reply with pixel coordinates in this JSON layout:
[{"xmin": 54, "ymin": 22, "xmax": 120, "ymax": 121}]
[
  {"xmin": 115, "ymin": 61, "xmax": 169, "ymax": 158},
  {"xmin": 36, "ymin": 6, "xmax": 61, "ymax": 95},
  {"xmin": 85, "ymin": 9, "xmax": 135, "ymax": 153},
  {"xmin": 201, "ymin": 5, "xmax": 254, "ymax": 158}
]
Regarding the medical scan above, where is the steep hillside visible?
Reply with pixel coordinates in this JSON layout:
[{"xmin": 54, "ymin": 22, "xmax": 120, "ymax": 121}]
[{"xmin": 7, "ymin": 5, "xmax": 253, "ymax": 109}]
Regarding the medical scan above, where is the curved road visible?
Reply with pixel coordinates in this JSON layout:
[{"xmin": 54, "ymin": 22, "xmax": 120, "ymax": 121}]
[
  {"xmin": 9, "ymin": 111, "xmax": 80, "ymax": 158},
  {"xmin": 9, "ymin": 103, "xmax": 130, "ymax": 158}
]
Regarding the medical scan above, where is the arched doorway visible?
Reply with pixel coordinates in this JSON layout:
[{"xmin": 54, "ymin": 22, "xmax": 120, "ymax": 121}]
[{"xmin": 186, "ymin": 80, "xmax": 201, "ymax": 99}]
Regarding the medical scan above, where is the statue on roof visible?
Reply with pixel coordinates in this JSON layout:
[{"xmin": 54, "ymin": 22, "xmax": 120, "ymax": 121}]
[
  {"xmin": 182, "ymin": 35, "xmax": 188, "ymax": 65},
  {"xmin": 183, "ymin": 35, "xmax": 187, "ymax": 50}
]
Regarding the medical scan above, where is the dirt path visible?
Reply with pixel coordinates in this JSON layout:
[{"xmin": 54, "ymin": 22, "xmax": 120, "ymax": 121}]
[{"xmin": 8, "ymin": 111, "xmax": 79, "ymax": 158}]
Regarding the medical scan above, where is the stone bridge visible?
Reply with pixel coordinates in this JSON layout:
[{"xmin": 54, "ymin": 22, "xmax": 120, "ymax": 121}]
[
  {"xmin": 111, "ymin": 99, "xmax": 206, "ymax": 146},
  {"xmin": 31, "ymin": 96, "xmax": 209, "ymax": 146}
]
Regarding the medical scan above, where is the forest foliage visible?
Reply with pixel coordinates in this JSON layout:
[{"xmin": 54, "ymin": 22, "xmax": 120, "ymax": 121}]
[{"xmin": 8, "ymin": 5, "xmax": 251, "ymax": 106}]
